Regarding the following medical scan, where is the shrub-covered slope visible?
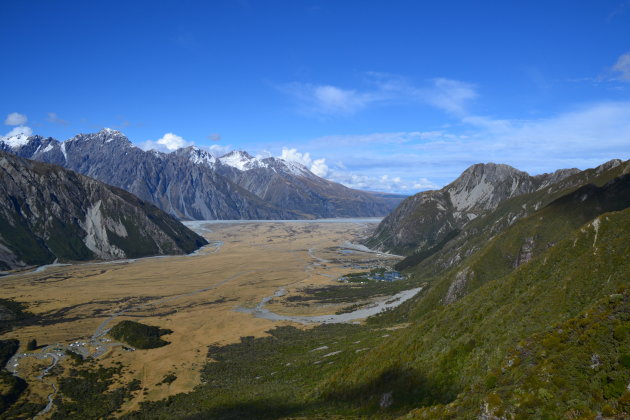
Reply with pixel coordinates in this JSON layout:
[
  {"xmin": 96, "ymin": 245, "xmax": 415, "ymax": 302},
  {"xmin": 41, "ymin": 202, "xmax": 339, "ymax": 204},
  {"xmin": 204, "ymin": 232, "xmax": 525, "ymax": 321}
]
[
  {"xmin": 406, "ymin": 287, "xmax": 630, "ymax": 419},
  {"xmin": 321, "ymin": 206, "xmax": 630, "ymax": 416}
]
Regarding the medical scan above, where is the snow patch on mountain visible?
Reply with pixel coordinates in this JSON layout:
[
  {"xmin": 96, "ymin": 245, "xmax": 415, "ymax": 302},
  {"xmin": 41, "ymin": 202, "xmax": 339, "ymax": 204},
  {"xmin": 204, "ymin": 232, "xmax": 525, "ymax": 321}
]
[
  {"xmin": 187, "ymin": 147, "xmax": 217, "ymax": 167},
  {"xmin": 277, "ymin": 159, "xmax": 311, "ymax": 176},
  {"xmin": 0, "ymin": 133, "xmax": 30, "ymax": 148},
  {"xmin": 219, "ymin": 151, "xmax": 269, "ymax": 171}
]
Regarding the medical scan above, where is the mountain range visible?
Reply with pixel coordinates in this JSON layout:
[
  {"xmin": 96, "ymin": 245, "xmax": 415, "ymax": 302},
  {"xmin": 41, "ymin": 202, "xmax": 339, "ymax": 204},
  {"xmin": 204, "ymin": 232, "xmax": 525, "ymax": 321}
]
[
  {"xmin": 0, "ymin": 150, "xmax": 207, "ymax": 271},
  {"xmin": 0, "ymin": 129, "xmax": 404, "ymax": 220}
]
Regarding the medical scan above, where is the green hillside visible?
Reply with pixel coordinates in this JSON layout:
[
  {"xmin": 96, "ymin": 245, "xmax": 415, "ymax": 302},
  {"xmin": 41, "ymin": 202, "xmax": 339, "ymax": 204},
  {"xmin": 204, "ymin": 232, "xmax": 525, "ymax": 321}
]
[
  {"xmin": 407, "ymin": 287, "xmax": 630, "ymax": 419},
  {"xmin": 321, "ymin": 206, "xmax": 630, "ymax": 417}
]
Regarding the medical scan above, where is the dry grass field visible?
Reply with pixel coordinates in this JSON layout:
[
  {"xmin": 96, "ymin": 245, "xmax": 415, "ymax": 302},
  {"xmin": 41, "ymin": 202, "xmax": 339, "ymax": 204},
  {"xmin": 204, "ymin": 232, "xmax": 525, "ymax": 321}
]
[{"xmin": 0, "ymin": 220, "xmax": 400, "ymax": 414}]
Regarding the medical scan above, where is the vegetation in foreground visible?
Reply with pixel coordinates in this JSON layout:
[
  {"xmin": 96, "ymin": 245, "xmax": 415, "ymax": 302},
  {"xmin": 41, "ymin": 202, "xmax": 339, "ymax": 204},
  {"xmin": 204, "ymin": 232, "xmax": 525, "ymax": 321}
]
[
  {"xmin": 51, "ymin": 362, "xmax": 141, "ymax": 420},
  {"xmin": 125, "ymin": 323, "xmax": 411, "ymax": 419},
  {"xmin": 0, "ymin": 299, "xmax": 35, "ymax": 335},
  {"xmin": 0, "ymin": 304, "xmax": 41, "ymax": 420}
]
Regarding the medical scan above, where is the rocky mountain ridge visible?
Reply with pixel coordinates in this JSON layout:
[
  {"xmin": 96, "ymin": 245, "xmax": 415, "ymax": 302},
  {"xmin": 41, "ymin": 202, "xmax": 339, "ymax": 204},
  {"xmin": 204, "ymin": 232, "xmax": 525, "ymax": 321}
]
[
  {"xmin": 366, "ymin": 161, "xmax": 583, "ymax": 254},
  {"xmin": 378, "ymin": 157, "xmax": 630, "ymax": 318},
  {"xmin": 0, "ymin": 129, "xmax": 404, "ymax": 220},
  {"xmin": 0, "ymin": 151, "xmax": 207, "ymax": 271}
]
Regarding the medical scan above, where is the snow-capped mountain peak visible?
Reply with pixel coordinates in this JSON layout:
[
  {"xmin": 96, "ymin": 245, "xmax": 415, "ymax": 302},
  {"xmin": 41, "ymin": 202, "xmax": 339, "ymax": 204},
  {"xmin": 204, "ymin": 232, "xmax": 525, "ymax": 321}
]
[
  {"xmin": 67, "ymin": 128, "xmax": 131, "ymax": 146},
  {"xmin": 1, "ymin": 129, "xmax": 401, "ymax": 220},
  {"xmin": 218, "ymin": 150, "xmax": 269, "ymax": 171},
  {"xmin": 0, "ymin": 133, "xmax": 31, "ymax": 149},
  {"xmin": 268, "ymin": 158, "xmax": 312, "ymax": 177},
  {"xmin": 176, "ymin": 146, "xmax": 217, "ymax": 167}
]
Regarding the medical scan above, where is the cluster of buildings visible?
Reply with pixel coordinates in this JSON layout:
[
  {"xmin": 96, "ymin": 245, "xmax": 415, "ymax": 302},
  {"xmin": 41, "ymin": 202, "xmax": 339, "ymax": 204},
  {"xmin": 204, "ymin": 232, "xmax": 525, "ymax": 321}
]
[{"xmin": 367, "ymin": 271, "xmax": 404, "ymax": 282}]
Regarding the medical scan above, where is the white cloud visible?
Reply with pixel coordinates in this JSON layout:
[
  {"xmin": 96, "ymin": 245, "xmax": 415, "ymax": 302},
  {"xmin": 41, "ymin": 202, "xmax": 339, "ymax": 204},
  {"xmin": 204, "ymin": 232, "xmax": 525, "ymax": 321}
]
[
  {"xmin": 327, "ymin": 171, "xmax": 438, "ymax": 193},
  {"xmin": 423, "ymin": 78, "xmax": 478, "ymax": 116},
  {"xmin": 277, "ymin": 146, "xmax": 436, "ymax": 192},
  {"xmin": 612, "ymin": 52, "xmax": 630, "ymax": 81},
  {"xmin": 278, "ymin": 75, "xmax": 479, "ymax": 118},
  {"xmin": 158, "ymin": 133, "xmax": 190, "ymax": 150},
  {"xmin": 279, "ymin": 147, "xmax": 330, "ymax": 177},
  {"xmin": 4, "ymin": 112, "xmax": 27, "ymax": 126},
  {"xmin": 309, "ymin": 131, "xmax": 462, "ymax": 147},
  {"xmin": 256, "ymin": 150, "xmax": 273, "ymax": 159},
  {"xmin": 313, "ymin": 85, "xmax": 369, "ymax": 114},
  {"xmin": 46, "ymin": 112, "xmax": 69, "ymax": 125},
  {"xmin": 279, "ymin": 100, "xmax": 630, "ymax": 194},
  {"xmin": 280, "ymin": 147, "xmax": 313, "ymax": 166},
  {"xmin": 140, "ymin": 132, "xmax": 193, "ymax": 152},
  {"xmin": 3, "ymin": 125, "xmax": 33, "ymax": 138},
  {"xmin": 280, "ymin": 83, "xmax": 374, "ymax": 116},
  {"xmin": 310, "ymin": 158, "xmax": 329, "ymax": 177}
]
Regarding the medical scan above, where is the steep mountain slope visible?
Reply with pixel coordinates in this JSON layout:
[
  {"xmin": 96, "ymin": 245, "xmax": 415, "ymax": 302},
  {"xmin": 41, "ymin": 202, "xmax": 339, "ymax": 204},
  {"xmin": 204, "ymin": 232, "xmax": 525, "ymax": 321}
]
[
  {"xmin": 321, "ymin": 205, "xmax": 630, "ymax": 417},
  {"xmin": 367, "ymin": 163, "xmax": 580, "ymax": 254},
  {"xmin": 1, "ymin": 130, "xmax": 402, "ymax": 220},
  {"xmin": 0, "ymin": 151, "xmax": 207, "ymax": 271},
  {"xmin": 408, "ymin": 287, "xmax": 630, "ymax": 418}
]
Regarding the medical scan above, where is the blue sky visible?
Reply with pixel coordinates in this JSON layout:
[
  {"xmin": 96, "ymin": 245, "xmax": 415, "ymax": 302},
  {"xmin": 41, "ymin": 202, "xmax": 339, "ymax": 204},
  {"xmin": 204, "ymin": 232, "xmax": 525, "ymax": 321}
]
[{"xmin": 2, "ymin": 0, "xmax": 630, "ymax": 193}]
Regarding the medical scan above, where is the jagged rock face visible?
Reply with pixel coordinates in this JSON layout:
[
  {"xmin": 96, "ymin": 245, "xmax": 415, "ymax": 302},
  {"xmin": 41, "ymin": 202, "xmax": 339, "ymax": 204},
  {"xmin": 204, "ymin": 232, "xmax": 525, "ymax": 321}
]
[
  {"xmin": 514, "ymin": 237, "xmax": 535, "ymax": 268},
  {"xmin": 367, "ymin": 162, "xmax": 581, "ymax": 254},
  {"xmin": 0, "ymin": 151, "xmax": 207, "ymax": 271},
  {"xmin": 446, "ymin": 163, "xmax": 537, "ymax": 215},
  {"xmin": 1, "ymin": 130, "xmax": 403, "ymax": 220}
]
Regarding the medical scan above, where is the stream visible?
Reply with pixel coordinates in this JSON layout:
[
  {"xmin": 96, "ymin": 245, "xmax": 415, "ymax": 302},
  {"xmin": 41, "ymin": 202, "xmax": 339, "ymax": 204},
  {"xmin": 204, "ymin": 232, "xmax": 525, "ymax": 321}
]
[{"xmin": 236, "ymin": 287, "xmax": 422, "ymax": 324}]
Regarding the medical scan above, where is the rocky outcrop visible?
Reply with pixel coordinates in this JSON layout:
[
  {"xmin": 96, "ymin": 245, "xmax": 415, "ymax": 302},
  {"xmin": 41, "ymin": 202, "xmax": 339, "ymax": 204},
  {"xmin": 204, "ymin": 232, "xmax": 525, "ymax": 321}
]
[
  {"xmin": 0, "ymin": 151, "xmax": 207, "ymax": 271},
  {"xmin": 514, "ymin": 237, "xmax": 535, "ymax": 268},
  {"xmin": 1, "ymin": 130, "xmax": 403, "ymax": 220}
]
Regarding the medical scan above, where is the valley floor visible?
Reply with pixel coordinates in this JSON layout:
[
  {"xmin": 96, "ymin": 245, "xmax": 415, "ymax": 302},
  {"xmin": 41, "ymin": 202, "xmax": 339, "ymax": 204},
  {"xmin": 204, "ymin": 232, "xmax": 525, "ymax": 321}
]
[{"xmin": 0, "ymin": 219, "xmax": 403, "ymax": 417}]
